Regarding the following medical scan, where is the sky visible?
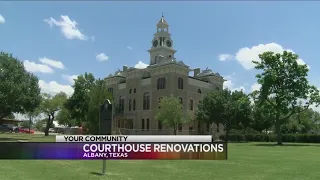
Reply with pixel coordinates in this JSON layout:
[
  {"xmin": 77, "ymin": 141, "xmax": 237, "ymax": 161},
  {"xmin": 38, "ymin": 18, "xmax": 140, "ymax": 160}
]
[{"xmin": 1, "ymin": 1, "xmax": 320, "ymax": 118}]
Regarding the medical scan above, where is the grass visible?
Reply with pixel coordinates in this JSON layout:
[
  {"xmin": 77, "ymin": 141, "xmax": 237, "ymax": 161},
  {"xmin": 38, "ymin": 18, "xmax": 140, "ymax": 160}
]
[{"xmin": 0, "ymin": 133, "xmax": 320, "ymax": 180}]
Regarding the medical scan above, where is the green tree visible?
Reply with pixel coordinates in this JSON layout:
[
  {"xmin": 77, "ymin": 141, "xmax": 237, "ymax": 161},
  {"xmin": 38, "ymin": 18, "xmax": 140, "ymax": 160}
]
[
  {"xmin": 6, "ymin": 113, "xmax": 15, "ymax": 119},
  {"xmin": 282, "ymin": 108, "xmax": 320, "ymax": 134},
  {"xmin": 26, "ymin": 108, "xmax": 41, "ymax": 132},
  {"xmin": 40, "ymin": 92, "xmax": 67, "ymax": 136},
  {"xmin": 253, "ymin": 51, "xmax": 320, "ymax": 145},
  {"xmin": 20, "ymin": 120, "xmax": 32, "ymax": 128},
  {"xmin": 196, "ymin": 89, "xmax": 251, "ymax": 141},
  {"xmin": 65, "ymin": 73, "xmax": 95, "ymax": 125},
  {"xmin": 86, "ymin": 79, "xmax": 112, "ymax": 134},
  {"xmin": 0, "ymin": 52, "xmax": 41, "ymax": 119},
  {"xmin": 155, "ymin": 96, "xmax": 190, "ymax": 135},
  {"xmin": 250, "ymin": 94, "xmax": 275, "ymax": 133},
  {"xmin": 56, "ymin": 107, "xmax": 76, "ymax": 127}
]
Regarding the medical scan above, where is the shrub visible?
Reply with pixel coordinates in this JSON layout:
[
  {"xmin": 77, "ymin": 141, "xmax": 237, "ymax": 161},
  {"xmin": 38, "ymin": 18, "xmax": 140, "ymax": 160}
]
[{"xmin": 220, "ymin": 133, "xmax": 320, "ymax": 143}]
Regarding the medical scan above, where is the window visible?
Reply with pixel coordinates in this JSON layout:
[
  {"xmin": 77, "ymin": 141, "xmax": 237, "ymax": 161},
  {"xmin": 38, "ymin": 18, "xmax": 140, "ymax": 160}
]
[
  {"xmin": 133, "ymin": 88, "xmax": 136, "ymax": 93},
  {"xmin": 129, "ymin": 99, "xmax": 132, "ymax": 111},
  {"xmin": 197, "ymin": 89, "xmax": 202, "ymax": 94},
  {"xmin": 143, "ymin": 92, "xmax": 150, "ymax": 110},
  {"xmin": 146, "ymin": 118, "xmax": 150, "ymax": 131},
  {"xmin": 179, "ymin": 97, "xmax": 183, "ymax": 105},
  {"xmin": 158, "ymin": 120, "xmax": 162, "ymax": 131},
  {"xmin": 189, "ymin": 126, "xmax": 193, "ymax": 132},
  {"xmin": 117, "ymin": 119, "xmax": 121, "ymax": 128},
  {"xmin": 133, "ymin": 99, "xmax": 136, "ymax": 111},
  {"xmin": 119, "ymin": 96, "xmax": 125, "ymax": 112},
  {"xmin": 216, "ymin": 87, "xmax": 220, "ymax": 91},
  {"xmin": 142, "ymin": 119, "xmax": 145, "ymax": 131},
  {"xmin": 158, "ymin": 97, "xmax": 163, "ymax": 109},
  {"xmin": 178, "ymin": 77, "xmax": 183, "ymax": 89},
  {"xmin": 217, "ymin": 128, "xmax": 220, "ymax": 132},
  {"xmin": 129, "ymin": 89, "xmax": 132, "ymax": 94},
  {"xmin": 157, "ymin": 78, "xmax": 166, "ymax": 89},
  {"xmin": 107, "ymin": 88, "xmax": 113, "ymax": 94},
  {"xmin": 178, "ymin": 123, "xmax": 182, "ymax": 132},
  {"xmin": 206, "ymin": 123, "xmax": 210, "ymax": 132},
  {"xmin": 189, "ymin": 99, "xmax": 193, "ymax": 110}
]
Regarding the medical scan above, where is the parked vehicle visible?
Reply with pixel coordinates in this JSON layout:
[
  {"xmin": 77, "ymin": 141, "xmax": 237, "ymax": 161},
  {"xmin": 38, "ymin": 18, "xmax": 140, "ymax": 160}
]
[
  {"xmin": 49, "ymin": 128, "xmax": 55, "ymax": 133},
  {"xmin": 19, "ymin": 127, "xmax": 35, "ymax": 134},
  {"xmin": 0, "ymin": 125, "xmax": 12, "ymax": 133},
  {"xmin": 2, "ymin": 124, "xmax": 19, "ymax": 133}
]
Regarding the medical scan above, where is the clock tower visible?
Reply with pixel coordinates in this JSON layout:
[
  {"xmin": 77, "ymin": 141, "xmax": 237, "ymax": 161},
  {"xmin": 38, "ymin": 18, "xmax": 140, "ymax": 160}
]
[{"xmin": 148, "ymin": 15, "xmax": 176, "ymax": 65}]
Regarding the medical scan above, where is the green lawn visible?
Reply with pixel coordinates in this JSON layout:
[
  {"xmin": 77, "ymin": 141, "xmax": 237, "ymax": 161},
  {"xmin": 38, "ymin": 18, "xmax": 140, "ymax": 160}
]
[{"xmin": 0, "ymin": 133, "xmax": 320, "ymax": 180}]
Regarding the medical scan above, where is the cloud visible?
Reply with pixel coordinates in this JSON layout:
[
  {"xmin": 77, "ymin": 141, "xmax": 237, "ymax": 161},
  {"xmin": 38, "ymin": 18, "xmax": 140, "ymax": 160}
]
[
  {"xmin": 43, "ymin": 15, "xmax": 88, "ymax": 40},
  {"xmin": 38, "ymin": 80, "xmax": 74, "ymax": 96},
  {"xmin": 96, "ymin": 53, "xmax": 109, "ymax": 62},
  {"xmin": 223, "ymin": 73, "xmax": 245, "ymax": 92},
  {"xmin": 134, "ymin": 61, "xmax": 148, "ymax": 69},
  {"xmin": 0, "ymin": 14, "xmax": 5, "ymax": 24},
  {"xmin": 62, "ymin": 74, "xmax": 78, "ymax": 84},
  {"xmin": 39, "ymin": 57, "xmax": 65, "ymax": 69},
  {"xmin": 219, "ymin": 54, "xmax": 233, "ymax": 61},
  {"xmin": 221, "ymin": 43, "xmax": 310, "ymax": 70},
  {"xmin": 250, "ymin": 82, "xmax": 261, "ymax": 92},
  {"xmin": 23, "ymin": 60, "xmax": 54, "ymax": 73},
  {"xmin": 127, "ymin": 46, "xmax": 133, "ymax": 50}
]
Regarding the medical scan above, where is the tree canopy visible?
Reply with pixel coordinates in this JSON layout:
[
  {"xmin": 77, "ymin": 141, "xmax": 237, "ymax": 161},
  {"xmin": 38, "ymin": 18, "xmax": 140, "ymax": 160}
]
[
  {"xmin": 40, "ymin": 92, "xmax": 68, "ymax": 136},
  {"xmin": 0, "ymin": 52, "xmax": 41, "ymax": 119},
  {"xmin": 252, "ymin": 51, "xmax": 320, "ymax": 145},
  {"xmin": 86, "ymin": 78, "xmax": 112, "ymax": 134},
  {"xmin": 155, "ymin": 96, "xmax": 190, "ymax": 135},
  {"xmin": 196, "ymin": 89, "xmax": 251, "ymax": 141},
  {"xmin": 65, "ymin": 73, "xmax": 95, "ymax": 125}
]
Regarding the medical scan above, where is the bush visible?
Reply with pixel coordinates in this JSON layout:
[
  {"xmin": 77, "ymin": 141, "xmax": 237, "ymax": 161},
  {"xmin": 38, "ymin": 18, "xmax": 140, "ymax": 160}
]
[{"xmin": 220, "ymin": 133, "xmax": 320, "ymax": 143}]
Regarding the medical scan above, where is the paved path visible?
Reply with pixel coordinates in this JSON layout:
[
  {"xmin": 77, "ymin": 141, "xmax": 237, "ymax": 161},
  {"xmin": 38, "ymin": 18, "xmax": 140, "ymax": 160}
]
[{"xmin": 34, "ymin": 131, "xmax": 59, "ymax": 135}]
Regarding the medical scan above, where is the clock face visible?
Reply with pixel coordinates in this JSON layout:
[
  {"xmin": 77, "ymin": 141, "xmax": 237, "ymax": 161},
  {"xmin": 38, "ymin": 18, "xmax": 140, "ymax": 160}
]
[
  {"xmin": 153, "ymin": 40, "xmax": 158, "ymax": 47},
  {"xmin": 166, "ymin": 40, "xmax": 172, "ymax": 47}
]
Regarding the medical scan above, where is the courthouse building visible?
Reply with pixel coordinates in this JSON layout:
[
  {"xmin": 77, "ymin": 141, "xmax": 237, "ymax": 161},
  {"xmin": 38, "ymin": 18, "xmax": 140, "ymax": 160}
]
[{"xmin": 105, "ymin": 15, "xmax": 225, "ymax": 135}]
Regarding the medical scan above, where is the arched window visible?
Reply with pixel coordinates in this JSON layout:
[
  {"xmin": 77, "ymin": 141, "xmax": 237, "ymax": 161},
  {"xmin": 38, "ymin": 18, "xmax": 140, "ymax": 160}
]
[
  {"xmin": 143, "ymin": 92, "xmax": 150, "ymax": 110},
  {"xmin": 119, "ymin": 96, "xmax": 125, "ymax": 112},
  {"xmin": 133, "ymin": 99, "xmax": 136, "ymax": 111},
  {"xmin": 157, "ymin": 78, "xmax": 166, "ymax": 89},
  {"xmin": 129, "ymin": 99, "xmax": 132, "ymax": 111},
  {"xmin": 189, "ymin": 99, "xmax": 193, "ymax": 110},
  {"xmin": 197, "ymin": 89, "xmax": 202, "ymax": 94},
  {"xmin": 107, "ymin": 88, "xmax": 113, "ymax": 94},
  {"xmin": 178, "ymin": 77, "xmax": 183, "ymax": 89}
]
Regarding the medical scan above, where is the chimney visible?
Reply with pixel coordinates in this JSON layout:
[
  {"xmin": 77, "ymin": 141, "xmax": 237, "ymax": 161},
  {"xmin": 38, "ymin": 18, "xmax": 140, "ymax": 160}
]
[
  {"xmin": 194, "ymin": 68, "xmax": 200, "ymax": 77},
  {"xmin": 123, "ymin": 65, "xmax": 128, "ymax": 72}
]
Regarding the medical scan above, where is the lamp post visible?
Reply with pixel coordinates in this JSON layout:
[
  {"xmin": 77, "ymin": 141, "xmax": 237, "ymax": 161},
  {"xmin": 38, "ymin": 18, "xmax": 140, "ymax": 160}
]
[{"xmin": 99, "ymin": 99, "xmax": 112, "ymax": 175}]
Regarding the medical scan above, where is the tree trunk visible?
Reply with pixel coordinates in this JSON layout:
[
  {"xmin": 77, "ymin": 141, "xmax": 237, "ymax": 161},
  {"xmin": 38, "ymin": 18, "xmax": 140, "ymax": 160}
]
[
  {"xmin": 44, "ymin": 116, "xmax": 51, "ymax": 136},
  {"xmin": 173, "ymin": 128, "xmax": 177, "ymax": 135},
  {"xmin": 29, "ymin": 116, "xmax": 32, "ymax": 133},
  {"xmin": 275, "ymin": 119, "xmax": 282, "ymax": 145}
]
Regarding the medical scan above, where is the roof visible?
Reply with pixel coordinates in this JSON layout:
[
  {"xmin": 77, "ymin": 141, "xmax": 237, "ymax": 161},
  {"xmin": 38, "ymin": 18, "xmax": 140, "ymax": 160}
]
[
  {"xmin": 157, "ymin": 15, "xmax": 168, "ymax": 26},
  {"xmin": 0, "ymin": 118, "xmax": 23, "ymax": 122}
]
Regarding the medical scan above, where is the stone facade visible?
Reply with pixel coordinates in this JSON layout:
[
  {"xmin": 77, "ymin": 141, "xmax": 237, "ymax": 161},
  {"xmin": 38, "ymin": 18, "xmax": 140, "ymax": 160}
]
[{"xmin": 105, "ymin": 15, "xmax": 225, "ymax": 136}]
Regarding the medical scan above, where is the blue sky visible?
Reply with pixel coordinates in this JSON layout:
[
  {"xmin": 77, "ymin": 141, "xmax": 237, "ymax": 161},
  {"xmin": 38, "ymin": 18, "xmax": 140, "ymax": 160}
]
[{"xmin": 1, "ymin": 2, "xmax": 320, "ymax": 102}]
